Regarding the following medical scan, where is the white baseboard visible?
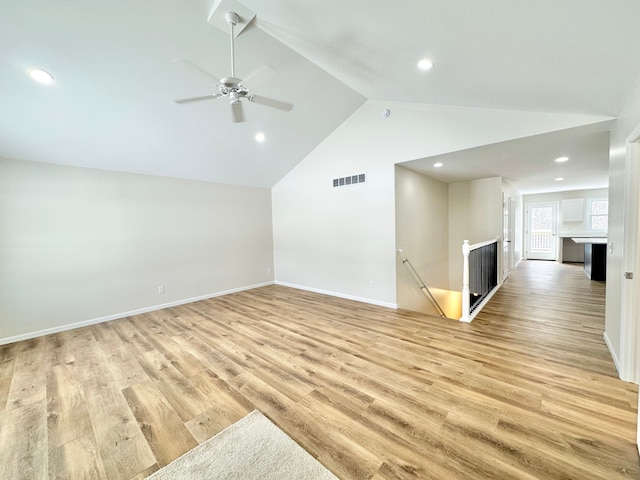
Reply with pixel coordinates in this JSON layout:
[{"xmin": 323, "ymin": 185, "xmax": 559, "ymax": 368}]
[
  {"xmin": 603, "ymin": 331, "xmax": 623, "ymax": 378},
  {"xmin": 0, "ymin": 281, "xmax": 274, "ymax": 346},
  {"xmin": 274, "ymin": 281, "xmax": 397, "ymax": 310}
]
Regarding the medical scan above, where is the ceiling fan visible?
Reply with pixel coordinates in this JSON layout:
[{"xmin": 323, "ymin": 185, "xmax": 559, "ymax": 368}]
[{"xmin": 174, "ymin": 11, "xmax": 293, "ymax": 123}]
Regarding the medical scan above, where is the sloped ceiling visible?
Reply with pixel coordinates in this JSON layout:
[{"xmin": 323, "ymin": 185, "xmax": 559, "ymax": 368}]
[
  {"xmin": 245, "ymin": 0, "xmax": 640, "ymax": 116},
  {"xmin": 0, "ymin": 0, "xmax": 365, "ymax": 188},
  {"xmin": 3, "ymin": 0, "xmax": 640, "ymax": 191}
]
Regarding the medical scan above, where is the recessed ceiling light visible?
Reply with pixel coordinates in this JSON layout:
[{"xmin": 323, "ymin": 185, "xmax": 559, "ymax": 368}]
[
  {"xmin": 555, "ymin": 177, "xmax": 564, "ymax": 181},
  {"xmin": 433, "ymin": 162, "xmax": 443, "ymax": 168},
  {"xmin": 417, "ymin": 58, "xmax": 434, "ymax": 71},
  {"xmin": 555, "ymin": 156, "xmax": 569, "ymax": 163},
  {"xmin": 29, "ymin": 68, "xmax": 54, "ymax": 84},
  {"xmin": 254, "ymin": 132, "xmax": 266, "ymax": 143}
]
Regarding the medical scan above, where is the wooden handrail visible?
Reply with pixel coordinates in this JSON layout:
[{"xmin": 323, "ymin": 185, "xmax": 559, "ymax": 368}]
[{"xmin": 397, "ymin": 249, "xmax": 447, "ymax": 318}]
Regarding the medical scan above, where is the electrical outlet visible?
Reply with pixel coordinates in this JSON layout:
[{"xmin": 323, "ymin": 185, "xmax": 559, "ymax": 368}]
[
  {"xmin": 158, "ymin": 285, "xmax": 165, "ymax": 294},
  {"xmin": 369, "ymin": 280, "xmax": 375, "ymax": 288},
  {"xmin": 267, "ymin": 267, "xmax": 272, "ymax": 274}
]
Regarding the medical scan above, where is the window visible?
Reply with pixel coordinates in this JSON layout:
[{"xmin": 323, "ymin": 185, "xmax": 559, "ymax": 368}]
[{"xmin": 590, "ymin": 199, "xmax": 608, "ymax": 230}]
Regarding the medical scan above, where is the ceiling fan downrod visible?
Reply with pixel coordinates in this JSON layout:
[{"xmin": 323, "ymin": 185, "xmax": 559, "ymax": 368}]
[{"xmin": 225, "ymin": 12, "xmax": 239, "ymax": 79}]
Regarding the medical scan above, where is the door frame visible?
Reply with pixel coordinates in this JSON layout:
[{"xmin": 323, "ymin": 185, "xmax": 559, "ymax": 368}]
[
  {"xmin": 502, "ymin": 193, "xmax": 514, "ymax": 280},
  {"xmin": 614, "ymin": 124, "xmax": 640, "ymax": 451},
  {"xmin": 620, "ymin": 126, "xmax": 640, "ymax": 385},
  {"xmin": 525, "ymin": 202, "xmax": 559, "ymax": 261}
]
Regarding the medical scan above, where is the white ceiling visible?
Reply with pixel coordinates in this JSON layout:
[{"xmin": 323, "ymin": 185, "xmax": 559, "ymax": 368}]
[
  {"xmin": 401, "ymin": 121, "xmax": 612, "ymax": 194},
  {"xmin": 0, "ymin": 0, "xmax": 364, "ymax": 188},
  {"xmin": 3, "ymin": 0, "xmax": 640, "ymax": 191},
  {"xmin": 245, "ymin": 0, "xmax": 640, "ymax": 115}
]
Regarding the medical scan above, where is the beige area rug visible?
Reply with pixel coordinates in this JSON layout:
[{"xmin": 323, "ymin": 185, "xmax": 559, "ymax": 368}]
[{"xmin": 146, "ymin": 410, "xmax": 339, "ymax": 479}]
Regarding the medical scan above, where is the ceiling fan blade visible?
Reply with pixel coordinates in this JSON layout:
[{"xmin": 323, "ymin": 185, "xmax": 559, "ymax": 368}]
[
  {"xmin": 174, "ymin": 94, "xmax": 222, "ymax": 104},
  {"xmin": 241, "ymin": 65, "xmax": 277, "ymax": 88},
  {"xmin": 248, "ymin": 94, "xmax": 293, "ymax": 112},
  {"xmin": 231, "ymin": 101, "xmax": 245, "ymax": 123},
  {"xmin": 173, "ymin": 59, "xmax": 221, "ymax": 83}
]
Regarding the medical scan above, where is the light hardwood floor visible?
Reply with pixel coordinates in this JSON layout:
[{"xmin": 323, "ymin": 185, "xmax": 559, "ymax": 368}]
[{"xmin": 0, "ymin": 260, "xmax": 638, "ymax": 479}]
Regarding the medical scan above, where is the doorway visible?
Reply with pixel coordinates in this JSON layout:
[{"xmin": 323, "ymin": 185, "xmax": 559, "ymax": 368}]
[
  {"xmin": 526, "ymin": 202, "xmax": 558, "ymax": 260},
  {"xmin": 502, "ymin": 193, "xmax": 514, "ymax": 280}
]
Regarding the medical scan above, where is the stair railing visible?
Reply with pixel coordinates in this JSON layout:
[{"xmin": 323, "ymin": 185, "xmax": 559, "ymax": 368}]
[
  {"xmin": 397, "ymin": 249, "xmax": 447, "ymax": 317},
  {"xmin": 461, "ymin": 238, "xmax": 499, "ymax": 322}
]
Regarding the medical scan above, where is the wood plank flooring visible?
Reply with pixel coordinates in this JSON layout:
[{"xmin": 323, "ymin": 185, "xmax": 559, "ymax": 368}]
[{"xmin": 0, "ymin": 260, "xmax": 638, "ymax": 479}]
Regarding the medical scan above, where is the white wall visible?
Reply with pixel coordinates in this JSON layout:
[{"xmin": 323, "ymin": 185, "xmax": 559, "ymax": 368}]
[
  {"xmin": 395, "ymin": 166, "xmax": 449, "ymax": 314},
  {"xmin": 0, "ymin": 158, "xmax": 274, "ymax": 343},
  {"xmin": 523, "ymin": 188, "xmax": 608, "ymax": 262},
  {"xmin": 606, "ymin": 77, "xmax": 640, "ymax": 375},
  {"xmin": 523, "ymin": 188, "xmax": 609, "ymax": 235},
  {"xmin": 448, "ymin": 177, "xmax": 504, "ymax": 290},
  {"xmin": 272, "ymin": 100, "xmax": 614, "ymax": 308}
]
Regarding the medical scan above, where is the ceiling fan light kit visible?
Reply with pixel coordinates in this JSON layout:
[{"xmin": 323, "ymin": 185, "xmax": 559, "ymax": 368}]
[{"xmin": 174, "ymin": 3, "xmax": 293, "ymax": 123}]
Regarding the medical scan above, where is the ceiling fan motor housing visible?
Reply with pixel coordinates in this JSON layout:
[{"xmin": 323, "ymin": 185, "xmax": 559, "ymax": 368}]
[{"xmin": 220, "ymin": 76, "xmax": 242, "ymax": 88}]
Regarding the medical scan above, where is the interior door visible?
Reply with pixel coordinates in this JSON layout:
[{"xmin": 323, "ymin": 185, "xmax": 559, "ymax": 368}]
[
  {"xmin": 526, "ymin": 202, "xmax": 558, "ymax": 260},
  {"xmin": 502, "ymin": 193, "xmax": 513, "ymax": 280}
]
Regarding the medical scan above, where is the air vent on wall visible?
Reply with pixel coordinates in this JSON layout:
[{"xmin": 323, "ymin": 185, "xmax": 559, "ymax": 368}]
[{"xmin": 333, "ymin": 173, "xmax": 366, "ymax": 188}]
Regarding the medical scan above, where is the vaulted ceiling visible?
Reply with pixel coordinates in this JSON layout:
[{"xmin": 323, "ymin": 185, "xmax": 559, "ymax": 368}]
[{"xmin": 3, "ymin": 0, "xmax": 640, "ymax": 191}]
